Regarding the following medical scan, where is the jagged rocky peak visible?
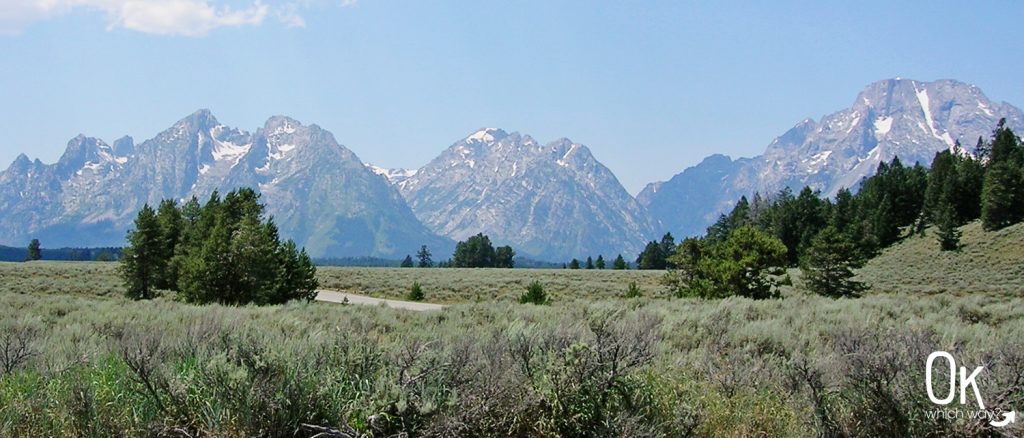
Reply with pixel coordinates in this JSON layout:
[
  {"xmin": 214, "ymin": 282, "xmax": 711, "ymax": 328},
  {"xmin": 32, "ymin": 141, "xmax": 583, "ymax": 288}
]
[
  {"xmin": 6, "ymin": 153, "xmax": 34, "ymax": 174},
  {"xmin": 263, "ymin": 115, "xmax": 305, "ymax": 135},
  {"xmin": 112, "ymin": 136, "xmax": 134, "ymax": 157},
  {"xmin": 181, "ymin": 108, "xmax": 219, "ymax": 130},
  {"xmin": 54, "ymin": 135, "xmax": 125, "ymax": 177}
]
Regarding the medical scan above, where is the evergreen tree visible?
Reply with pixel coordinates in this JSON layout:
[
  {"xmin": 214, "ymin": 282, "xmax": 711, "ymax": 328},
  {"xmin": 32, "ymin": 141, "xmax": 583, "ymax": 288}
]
[
  {"xmin": 568, "ymin": 258, "xmax": 581, "ymax": 269},
  {"xmin": 416, "ymin": 245, "xmax": 433, "ymax": 268},
  {"xmin": 231, "ymin": 214, "xmax": 280, "ymax": 304},
  {"xmin": 624, "ymin": 281, "xmax": 642, "ymax": 298},
  {"xmin": 659, "ymin": 233, "xmax": 677, "ymax": 268},
  {"xmin": 121, "ymin": 204, "xmax": 162, "ymax": 300},
  {"xmin": 519, "ymin": 280, "xmax": 549, "ymax": 305},
  {"xmin": 871, "ymin": 194, "xmax": 900, "ymax": 248},
  {"xmin": 134, "ymin": 188, "xmax": 320, "ymax": 305},
  {"xmin": 923, "ymin": 150, "xmax": 956, "ymax": 224},
  {"xmin": 981, "ymin": 161, "xmax": 1023, "ymax": 230},
  {"xmin": 612, "ymin": 254, "xmax": 627, "ymax": 270},
  {"xmin": 400, "ymin": 255, "xmax": 414, "ymax": 267},
  {"xmin": 595, "ymin": 255, "xmax": 605, "ymax": 269},
  {"xmin": 495, "ymin": 245, "xmax": 515, "ymax": 268},
  {"xmin": 273, "ymin": 240, "xmax": 319, "ymax": 303},
  {"xmin": 636, "ymin": 241, "xmax": 666, "ymax": 270},
  {"xmin": 801, "ymin": 226, "xmax": 867, "ymax": 298},
  {"xmin": 585, "ymin": 256, "xmax": 594, "ymax": 269},
  {"xmin": 980, "ymin": 123, "xmax": 1023, "ymax": 230},
  {"xmin": 665, "ymin": 237, "xmax": 706, "ymax": 293},
  {"xmin": 830, "ymin": 188, "xmax": 857, "ymax": 234},
  {"xmin": 154, "ymin": 199, "xmax": 183, "ymax": 289},
  {"xmin": 26, "ymin": 239, "xmax": 41, "ymax": 261},
  {"xmin": 713, "ymin": 226, "xmax": 787, "ymax": 299},
  {"xmin": 673, "ymin": 226, "xmax": 786, "ymax": 300},
  {"xmin": 935, "ymin": 202, "xmax": 962, "ymax": 251},
  {"xmin": 453, "ymin": 233, "xmax": 497, "ymax": 267},
  {"xmin": 954, "ymin": 155, "xmax": 985, "ymax": 222},
  {"xmin": 407, "ymin": 282, "xmax": 425, "ymax": 301},
  {"xmin": 707, "ymin": 197, "xmax": 751, "ymax": 242}
]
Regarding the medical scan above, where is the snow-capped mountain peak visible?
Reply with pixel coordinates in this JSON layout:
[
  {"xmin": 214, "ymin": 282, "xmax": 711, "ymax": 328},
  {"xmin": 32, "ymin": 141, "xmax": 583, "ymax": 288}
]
[
  {"xmin": 399, "ymin": 128, "xmax": 656, "ymax": 260},
  {"xmin": 465, "ymin": 127, "xmax": 507, "ymax": 143}
]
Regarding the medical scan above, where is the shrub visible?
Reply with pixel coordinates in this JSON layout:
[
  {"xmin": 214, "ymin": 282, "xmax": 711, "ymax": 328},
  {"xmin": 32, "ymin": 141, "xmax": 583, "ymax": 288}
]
[
  {"xmin": 519, "ymin": 280, "xmax": 549, "ymax": 305},
  {"xmin": 625, "ymin": 281, "xmax": 642, "ymax": 298},
  {"xmin": 407, "ymin": 281, "xmax": 425, "ymax": 301}
]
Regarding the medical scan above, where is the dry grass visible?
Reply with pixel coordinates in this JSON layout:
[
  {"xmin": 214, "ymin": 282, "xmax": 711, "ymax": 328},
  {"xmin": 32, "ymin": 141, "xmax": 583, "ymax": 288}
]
[
  {"xmin": 0, "ymin": 262, "xmax": 668, "ymax": 303},
  {"xmin": 856, "ymin": 220, "xmax": 1024, "ymax": 295},
  {"xmin": 2, "ymin": 237, "xmax": 1024, "ymax": 435},
  {"xmin": 316, "ymin": 267, "xmax": 669, "ymax": 303},
  {"xmin": 0, "ymin": 261, "xmax": 124, "ymax": 298}
]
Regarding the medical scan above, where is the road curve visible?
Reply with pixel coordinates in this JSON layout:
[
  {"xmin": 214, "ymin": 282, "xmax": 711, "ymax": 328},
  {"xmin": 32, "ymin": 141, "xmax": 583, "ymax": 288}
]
[{"xmin": 315, "ymin": 290, "xmax": 447, "ymax": 312}]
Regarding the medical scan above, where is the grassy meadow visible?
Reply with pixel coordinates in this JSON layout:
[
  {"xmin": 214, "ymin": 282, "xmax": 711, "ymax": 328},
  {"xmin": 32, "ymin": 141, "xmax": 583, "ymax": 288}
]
[
  {"xmin": 317, "ymin": 266, "xmax": 668, "ymax": 302},
  {"xmin": 857, "ymin": 221, "xmax": 1024, "ymax": 295},
  {"xmin": 1, "ymin": 220, "xmax": 1022, "ymax": 437}
]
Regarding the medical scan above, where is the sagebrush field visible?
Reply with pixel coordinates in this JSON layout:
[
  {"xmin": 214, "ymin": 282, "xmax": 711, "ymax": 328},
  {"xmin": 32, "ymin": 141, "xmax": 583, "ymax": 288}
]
[{"xmin": 1, "ymin": 222, "xmax": 1022, "ymax": 437}]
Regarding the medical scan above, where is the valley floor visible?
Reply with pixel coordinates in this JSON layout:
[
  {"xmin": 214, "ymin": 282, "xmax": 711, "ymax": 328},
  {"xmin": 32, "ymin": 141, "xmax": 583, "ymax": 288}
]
[{"xmin": 1, "ymin": 221, "xmax": 1022, "ymax": 437}]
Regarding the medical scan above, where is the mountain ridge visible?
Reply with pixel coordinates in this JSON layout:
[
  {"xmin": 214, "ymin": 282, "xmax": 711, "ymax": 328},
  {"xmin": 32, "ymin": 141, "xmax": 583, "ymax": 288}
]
[{"xmin": 0, "ymin": 110, "xmax": 452, "ymax": 258}]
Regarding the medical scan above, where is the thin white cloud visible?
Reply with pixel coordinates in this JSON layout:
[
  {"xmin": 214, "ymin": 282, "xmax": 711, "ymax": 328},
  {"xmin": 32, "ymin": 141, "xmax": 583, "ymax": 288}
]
[
  {"xmin": 112, "ymin": 0, "xmax": 268, "ymax": 36},
  {"xmin": 0, "ymin": 0, "xmax": 311, "ymax": 36},
  {"xmin": 275, "ymin": 2, "xmax": 305, "ymax": 28}
]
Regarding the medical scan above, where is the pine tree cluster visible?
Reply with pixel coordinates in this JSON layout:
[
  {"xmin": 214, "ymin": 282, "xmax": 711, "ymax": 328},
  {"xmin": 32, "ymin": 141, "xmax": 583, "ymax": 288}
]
[
  {"xmin": 120, "ymin": 188, "xmax": 319, "ymax": 304},
  {"xmin": 452, "ymin": 233, "xmax": 515, "ymax": 268},
  {"xmin": 664, "ymin": 121, "xmax": 1024, "ymax": 299}
]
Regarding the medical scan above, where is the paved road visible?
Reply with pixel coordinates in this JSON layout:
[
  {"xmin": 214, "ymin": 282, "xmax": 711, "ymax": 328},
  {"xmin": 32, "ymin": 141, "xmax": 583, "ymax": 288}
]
[{"xmin": 315, "ymin": 290, "xmax": 447, "ymax": 312}]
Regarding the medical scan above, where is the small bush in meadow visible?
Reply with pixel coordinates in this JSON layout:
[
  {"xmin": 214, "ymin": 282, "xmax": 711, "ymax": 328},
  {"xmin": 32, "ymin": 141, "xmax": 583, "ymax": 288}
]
[
  {"xmin": 625, "ymin": 281, "xmax": 642, "ymax": 298},
  {"xmin": 519, "ymin": 280, "xmax": 549, "ymax": 305},
  {"xmin": 407, "ymin": 281, "xmax": 425, "ymax": 301}
]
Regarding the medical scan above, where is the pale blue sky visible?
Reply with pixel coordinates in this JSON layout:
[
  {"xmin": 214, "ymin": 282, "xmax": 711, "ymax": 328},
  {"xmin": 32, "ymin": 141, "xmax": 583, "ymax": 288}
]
[{"xmin": 1, "ymin": 1, "xmax": 1022, "ymax": 193}]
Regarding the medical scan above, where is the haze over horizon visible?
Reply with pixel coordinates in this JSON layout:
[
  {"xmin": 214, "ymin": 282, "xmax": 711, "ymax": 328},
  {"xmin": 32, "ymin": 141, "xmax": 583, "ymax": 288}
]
[{"xmin": 1, "ymin": 0, "xmax": 1022, "ymax": 194}]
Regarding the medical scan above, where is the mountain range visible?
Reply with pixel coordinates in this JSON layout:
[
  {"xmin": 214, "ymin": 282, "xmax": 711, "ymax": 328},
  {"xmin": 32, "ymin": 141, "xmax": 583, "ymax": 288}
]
[
  {"xmin": 0, "ymin": 110, "xmax": 450, "ymax": 258},
  {"xmin": 1, "ymin": 78, "xmax": 1020, "ymax": 261}
]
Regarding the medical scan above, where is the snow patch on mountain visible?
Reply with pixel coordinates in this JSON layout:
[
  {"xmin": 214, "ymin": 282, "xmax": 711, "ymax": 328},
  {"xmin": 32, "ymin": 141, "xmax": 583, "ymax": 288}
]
[
  {"xmin": 366, "ymin": 164, "xmax": 417, "ymax": 185},
  {"xmin": 874, "ymin": 116, "xmax": 893, "ymax": 136}
]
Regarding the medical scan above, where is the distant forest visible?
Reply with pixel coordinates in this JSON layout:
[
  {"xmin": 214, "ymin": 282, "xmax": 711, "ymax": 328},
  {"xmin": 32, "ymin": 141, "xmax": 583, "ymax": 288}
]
[{"xmin": 0, "ymin": 245, "xmax": 122, "ymax": 262}]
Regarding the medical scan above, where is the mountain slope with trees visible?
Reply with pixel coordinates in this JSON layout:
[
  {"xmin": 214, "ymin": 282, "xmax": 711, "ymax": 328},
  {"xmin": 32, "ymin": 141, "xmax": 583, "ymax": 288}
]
[
  {"xmin": 640, "ymin": 78, "xmax": 1024, "ymax": 237},
  {"xmin": 664, "ymin": 122, "xmax": 1023, "ymax": 299}
]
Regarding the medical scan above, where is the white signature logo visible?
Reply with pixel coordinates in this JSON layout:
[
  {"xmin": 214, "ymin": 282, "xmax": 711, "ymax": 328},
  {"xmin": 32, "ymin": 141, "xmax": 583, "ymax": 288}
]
[{"xmin": 926, "ymin": 351, "xmax": 1015, "ymax": 428}]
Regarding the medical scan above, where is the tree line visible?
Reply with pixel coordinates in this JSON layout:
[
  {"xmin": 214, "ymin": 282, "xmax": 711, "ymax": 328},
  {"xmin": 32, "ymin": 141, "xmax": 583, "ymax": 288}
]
[
  {"xmin": 563, "ymin": 254, "xmax": 629, "ymax": 270},
  {"xmin": 120, "ymin": 188, "xmax": 318, "ymax": 304},
  {"xmin": 400, "ymin": 233, "xmax": 516, "ymax": 268}
]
